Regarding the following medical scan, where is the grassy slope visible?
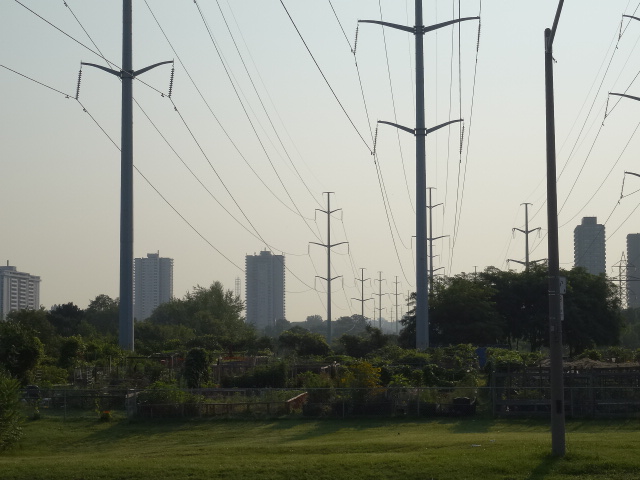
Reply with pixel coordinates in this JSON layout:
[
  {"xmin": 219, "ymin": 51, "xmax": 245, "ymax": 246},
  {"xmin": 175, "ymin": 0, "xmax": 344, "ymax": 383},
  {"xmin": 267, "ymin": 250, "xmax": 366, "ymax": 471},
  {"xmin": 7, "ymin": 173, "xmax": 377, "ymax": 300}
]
[{"xmin": 1, "ymin": 414, "xmax": 640, "ymax": 480}]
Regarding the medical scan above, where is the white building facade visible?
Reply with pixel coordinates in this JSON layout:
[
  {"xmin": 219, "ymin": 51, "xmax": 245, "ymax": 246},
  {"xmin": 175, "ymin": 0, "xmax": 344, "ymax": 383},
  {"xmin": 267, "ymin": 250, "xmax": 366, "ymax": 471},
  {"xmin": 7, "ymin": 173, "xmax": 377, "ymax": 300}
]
[
  {"xmin": 0, "ymin": 263, "xmax": 41, "ymax": 320},
  {"xmin": 134, "ymin": 252, "xmax": 173, "ymax": 321},
  {"xmin": 245, "ymin": 251, "xmax": 285, "ymax": 330}
]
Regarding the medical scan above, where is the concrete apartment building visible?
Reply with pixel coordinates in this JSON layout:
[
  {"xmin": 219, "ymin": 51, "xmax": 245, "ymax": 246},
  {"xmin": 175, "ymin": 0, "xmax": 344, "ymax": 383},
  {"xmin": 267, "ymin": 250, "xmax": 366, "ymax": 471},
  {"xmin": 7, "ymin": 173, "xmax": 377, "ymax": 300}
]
[
  {"xmin": 245, "ymin": 251, "xmax": 285, "ymax": 330},
  {"xmin": 574, "ymin": 216, "xmax": 606, "ymax": 275},
  {"xmin": 0, "ymin": 263, "xmax": 40, "ymax": 320},
  {"xmin": 134, "ymin": 252, "xmax": 173, "ymax": 321}
]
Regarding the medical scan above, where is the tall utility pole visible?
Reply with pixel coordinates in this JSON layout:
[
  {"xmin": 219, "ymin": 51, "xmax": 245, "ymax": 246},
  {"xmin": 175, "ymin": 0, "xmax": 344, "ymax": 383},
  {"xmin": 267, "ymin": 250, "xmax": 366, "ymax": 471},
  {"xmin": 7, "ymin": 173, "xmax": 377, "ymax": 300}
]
[
  {"xmin": 81, "ymin": 0, "xmax": 172, "ymax": 351},
  {"xmin": 373, "ymin": 272, "xmax": 386, "ymax": 330},
  {"xmin": 427, "ymin": 188, "xmax": 446, "ymax": 292},
  {"xmin": 310, "ymin": 192, "xmax": 347, "ymax": 345},
  {"xmin": 360, "ymin": 4, "xmax": 479, "ymax": 350},
  {"xmin": 509, "ymin": 203, "xmax": 542, "ymax": 271},
  {"xmin": 544, "ymin": 0, "xmax": 566, "ymax": 457},
  {"xmin": 352, "ymin": 268, "xmax": 372, "ymax": 319},
  {"xmin": 392, "ymin": 276, "xmax": 402, "ymax": 334}
]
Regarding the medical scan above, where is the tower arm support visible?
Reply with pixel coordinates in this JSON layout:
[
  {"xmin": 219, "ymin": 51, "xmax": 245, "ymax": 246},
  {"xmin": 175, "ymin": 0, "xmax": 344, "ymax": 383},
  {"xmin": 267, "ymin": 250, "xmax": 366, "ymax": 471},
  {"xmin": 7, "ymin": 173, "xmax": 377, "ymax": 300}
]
[
  {"xmin": 81, "ymin": 62, "xmax": 120, "ymax": 77},
  {"xmin": 378, "ymin": 120, "xmax": 415, "ymax": 135},
  {"xmin": 425, "ymin": 119, "xmax": 462, "ymax": 135},
  {"xmin": 424, "ymin": 17, "xmax": 479, "ymax": 34},
  {"xmin": 610, "ymin": 92, "xmax": 640, "ymax": 103},
  {"xmin": 358, "ymin": 19, "xmax": 414, "ymax": 34},
  {"xmin": 134, "ymin": 60, "xmax": 174, "ymax": 77},
  {"xmin": 623, "ymin": 14, "xmax": 640, "ymax": 22}
]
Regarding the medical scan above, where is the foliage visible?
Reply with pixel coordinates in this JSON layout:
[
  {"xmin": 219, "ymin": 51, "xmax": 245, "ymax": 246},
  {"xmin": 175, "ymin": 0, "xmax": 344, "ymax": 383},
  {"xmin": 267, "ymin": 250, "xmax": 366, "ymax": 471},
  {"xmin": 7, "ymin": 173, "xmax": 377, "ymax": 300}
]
[
  {"xmin": 220, "ymin": 361, "xmax": 288, "ymax": 389},
  {"xmin": 0, "ymin": 320, "xmax": 43, "ymax": 384},
  {"xmin": 145, "ymin": 282, "xmax": 254, "ymax": 354},
  {"xmin": 137, "ymin": 381, "xmax": 188, "ymax": 404},
  {"xmin": 430, "ymin": 274, "xmax": 504, "ymax": 345},
  {"xmin": 58, "ymin": 335, "xmax": 86, "ymax": 369},
  {"xmin": 337, "ymin": 361, "xmax": 383, "ymax": 407},
  {"xmin": 577, "ymin": 349, "xmax": 603, "ymax": 361},
  {"xmin": 400, "ymin": 266, "xmax": 624, "ymax": 353},
  {"xmin": 184, "ymin": 348, "xmax": 209, "ymax": 389},
  {"xmin": 562, "ymin": 268, "xmax": 624, "ymax": 356},
  {"xmin": 0, "ymin": 371, "xmax": 23, "ymax": 453},
  {"xmin": 48, "ymin": 303, "xmax": 84, "ymax": 337},
  {"xmin": 85, "ymin": 295, "xmax": 119, "ymax": 336},
  {"xmin": 278, "ymin": 327, "xmax": 330, "ymax": 357},
  {"xmin": 338, "ymin": 326, "xmax": 390, "ymax": 358}
]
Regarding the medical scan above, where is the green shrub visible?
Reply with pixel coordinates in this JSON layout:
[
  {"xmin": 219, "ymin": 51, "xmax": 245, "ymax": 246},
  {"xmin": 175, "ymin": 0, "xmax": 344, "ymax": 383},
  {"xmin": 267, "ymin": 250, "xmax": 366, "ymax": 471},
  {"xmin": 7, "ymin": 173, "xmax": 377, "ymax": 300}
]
[{"xmin": 577, "ymin": 349, "xmax": 602, "ymax": 361}]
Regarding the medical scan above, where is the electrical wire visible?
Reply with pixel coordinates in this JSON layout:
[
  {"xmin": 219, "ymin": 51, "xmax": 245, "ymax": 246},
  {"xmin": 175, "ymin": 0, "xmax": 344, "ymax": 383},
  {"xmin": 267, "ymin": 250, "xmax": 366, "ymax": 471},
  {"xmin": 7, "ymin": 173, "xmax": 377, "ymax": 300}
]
[{"xmin": 279, "ymin": 0, "xmax": 373, "ymax": 154}]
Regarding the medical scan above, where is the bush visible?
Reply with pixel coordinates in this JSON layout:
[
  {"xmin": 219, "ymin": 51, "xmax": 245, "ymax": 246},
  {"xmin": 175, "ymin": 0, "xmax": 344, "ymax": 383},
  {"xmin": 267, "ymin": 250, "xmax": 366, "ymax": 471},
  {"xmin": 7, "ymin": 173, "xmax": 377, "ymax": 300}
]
[{"xmin": 0, "ymin": 372, "xmax": 23, "ymax": 452}]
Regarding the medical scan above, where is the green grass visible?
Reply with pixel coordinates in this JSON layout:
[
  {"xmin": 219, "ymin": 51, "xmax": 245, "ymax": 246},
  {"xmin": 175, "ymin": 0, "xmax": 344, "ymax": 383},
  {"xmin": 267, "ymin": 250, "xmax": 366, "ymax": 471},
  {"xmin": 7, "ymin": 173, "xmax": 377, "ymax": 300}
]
[{"xmin": 2, "ymin": 412, "xmax": 640, "ymax": 479}]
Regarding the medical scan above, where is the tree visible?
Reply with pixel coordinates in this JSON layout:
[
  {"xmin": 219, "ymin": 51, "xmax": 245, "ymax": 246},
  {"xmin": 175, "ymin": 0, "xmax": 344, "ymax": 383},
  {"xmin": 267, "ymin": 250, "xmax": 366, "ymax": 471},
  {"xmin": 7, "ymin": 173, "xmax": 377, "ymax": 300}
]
[
  {"xmin": 278, "ymin": 327, "xmax": 330, "ymax": 357},
  {"xmin": 0, "ymin": 320, "xmax": 43, "ymax": 384},
  {"xmin": 48, "ymin": 303, "xmax": 84, "ymax": 337},
  {"xmin": 339, "ymin": 326, "xmax": 391, "ymax": 358},
  {"xmin": 184, "ymin": 348, "xmax": 209, "ymax": 388},
  {"xmin": 6, "ymin": 308, "xmax": 58, "ymax": 353},
  {"xmin": 85, "ymin": 295, "xmax": 119, "ymax": 336},
  {"xmin": 429, "ymin": 274, "xmax": 504, "ymax": 345},
  {"xmin": 0, "ymin": 371, "xmax": 23, "ymax": 453},
  {"xmin": 333, "ymin": 314, "xmax": 369, "ymax": 338},
  {"xmin": 562, "ymin": 267, "xmax": 624, "ymax": 356},
  {"xmin": 480, "ymin": 266, "xmax": 547, "ymax": 350},
  {"xmin": 145, "ymin": 282, "xmax": 255, "ymax": 354}
]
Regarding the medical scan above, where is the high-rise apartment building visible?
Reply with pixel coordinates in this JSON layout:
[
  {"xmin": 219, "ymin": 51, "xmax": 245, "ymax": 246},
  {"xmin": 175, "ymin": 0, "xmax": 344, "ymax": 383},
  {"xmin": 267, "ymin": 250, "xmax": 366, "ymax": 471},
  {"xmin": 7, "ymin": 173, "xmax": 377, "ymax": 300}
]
[
  {"xmin": 134, "ymin": 252, "xmax": 173, "ymax": 321},
  {"xmin": 245, "ymin": 251, "xmax": 285, "ymax": 330},
  {"xmin": 574, "ymin": 217, "xmax": 606, "ymax": 275},
  {"xmin": 0, "ymin": 263, "xmax": 41, "ymax": 320},
  {"xmin": 627, "ymin": 234, "xmax": 640, "ymax": 309}
]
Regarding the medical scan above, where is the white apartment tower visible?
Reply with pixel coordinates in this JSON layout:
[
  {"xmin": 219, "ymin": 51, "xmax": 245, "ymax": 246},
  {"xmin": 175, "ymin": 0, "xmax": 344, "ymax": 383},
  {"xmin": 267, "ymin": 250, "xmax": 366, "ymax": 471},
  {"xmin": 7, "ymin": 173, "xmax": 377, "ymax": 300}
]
[
  {"xmin": 574, "ymin": 217, "xmax": 606, "ymax": 275},
  {"xmin": 0, "ymin": 263, "xmax": 41, "ymax": 320},
  {"xmin": 134, "ymin": 252, "xmax": 173, "ymax": 321},
  {"xmin": 245, "ymin": 251, "xmax": 285, "ymax": 330}
]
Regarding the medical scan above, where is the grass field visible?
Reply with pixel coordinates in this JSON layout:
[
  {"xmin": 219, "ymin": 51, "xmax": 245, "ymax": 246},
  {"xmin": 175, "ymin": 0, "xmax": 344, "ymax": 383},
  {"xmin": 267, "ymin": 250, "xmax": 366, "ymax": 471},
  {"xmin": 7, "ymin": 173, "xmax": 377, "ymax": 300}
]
[{"xmin": 1, "ymin": 412, "xmax": 640, "ymax": 479}]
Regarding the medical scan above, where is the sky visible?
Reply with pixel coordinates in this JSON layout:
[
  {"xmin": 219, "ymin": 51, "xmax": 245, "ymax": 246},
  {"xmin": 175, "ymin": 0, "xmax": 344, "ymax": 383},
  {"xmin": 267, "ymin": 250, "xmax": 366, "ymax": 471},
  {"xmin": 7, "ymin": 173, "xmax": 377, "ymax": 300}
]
[{"xmin": 3, "ymin": 0, "xmax": 640, "ymax": 325}]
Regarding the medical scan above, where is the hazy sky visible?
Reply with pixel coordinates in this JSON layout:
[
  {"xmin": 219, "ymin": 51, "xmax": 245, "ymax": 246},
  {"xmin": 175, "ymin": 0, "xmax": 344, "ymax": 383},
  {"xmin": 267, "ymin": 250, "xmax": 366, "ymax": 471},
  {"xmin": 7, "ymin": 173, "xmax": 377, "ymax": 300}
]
[{"xmin": 3, "ymin": 0, "xmax": 640, "ymax": 324}]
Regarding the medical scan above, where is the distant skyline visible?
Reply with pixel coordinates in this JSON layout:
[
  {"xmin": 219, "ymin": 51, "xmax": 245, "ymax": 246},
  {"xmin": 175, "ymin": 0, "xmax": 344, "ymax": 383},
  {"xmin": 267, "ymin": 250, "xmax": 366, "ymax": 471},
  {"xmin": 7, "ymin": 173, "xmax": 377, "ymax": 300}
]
[{"xmin": 4, "ymin": 1, "xmax": 640, "ymax": 323}]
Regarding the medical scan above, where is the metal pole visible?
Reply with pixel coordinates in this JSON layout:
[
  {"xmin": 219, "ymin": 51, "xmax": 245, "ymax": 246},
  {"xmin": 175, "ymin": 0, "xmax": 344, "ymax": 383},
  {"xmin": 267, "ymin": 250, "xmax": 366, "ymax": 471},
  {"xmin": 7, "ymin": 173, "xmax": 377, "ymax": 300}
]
[
  {"xmin": 545, "ymin": 22, "xmax": 566, "ymax": 456},
  {"xmin": 327, "ymin": 193, "xmax": 332, "ymax": 344},
  {"xmin": 524, "ymin": 204, "xmax": 530, "ymax": 270},
  {"xmin": 378, "ymin": 271, "xmax": 382, "ymax": 329},
  {"xmin": 415, "ymin": 0, "xmax": 429, "ymax": 350},
  {"xmin": 119, "ymin": 0, "xmax": 134, "ymax": 351}
]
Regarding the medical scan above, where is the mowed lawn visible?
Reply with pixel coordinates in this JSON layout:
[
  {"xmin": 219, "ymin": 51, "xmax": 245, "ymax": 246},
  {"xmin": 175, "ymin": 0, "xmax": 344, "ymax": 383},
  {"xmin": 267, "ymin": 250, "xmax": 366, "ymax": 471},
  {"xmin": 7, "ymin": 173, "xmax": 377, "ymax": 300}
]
[{"xmin": 2, "ymin": 413, "xmax": 640, "ymax": 480}]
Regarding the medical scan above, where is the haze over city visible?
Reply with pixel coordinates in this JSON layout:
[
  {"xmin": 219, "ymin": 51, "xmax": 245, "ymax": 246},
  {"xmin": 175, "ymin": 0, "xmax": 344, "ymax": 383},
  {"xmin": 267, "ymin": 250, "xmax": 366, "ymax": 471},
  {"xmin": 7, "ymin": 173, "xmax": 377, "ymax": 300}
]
[{"xmin": 3, "ymin": 0, "xmax": 640, "ymax": 323}]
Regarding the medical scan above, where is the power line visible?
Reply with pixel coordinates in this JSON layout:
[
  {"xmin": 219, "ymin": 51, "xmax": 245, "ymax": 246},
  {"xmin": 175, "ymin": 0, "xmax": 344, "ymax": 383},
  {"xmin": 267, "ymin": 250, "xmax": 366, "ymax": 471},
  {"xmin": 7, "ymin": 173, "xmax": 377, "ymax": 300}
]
[{"xmin": 279, "ymin": 0, "xmax": 373, "ymax": 153}]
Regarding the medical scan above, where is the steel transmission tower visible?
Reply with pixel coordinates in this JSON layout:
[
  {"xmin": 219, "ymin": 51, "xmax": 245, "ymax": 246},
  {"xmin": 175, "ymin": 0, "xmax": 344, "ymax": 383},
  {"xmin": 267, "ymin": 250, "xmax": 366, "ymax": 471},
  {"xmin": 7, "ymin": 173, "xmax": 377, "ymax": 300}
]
[
  {"xmin": 392, "ymin": 276, "xmax": 402, "ymax": 334},
  {"xmin": 373, "ymin": 271, "xmax": 387, "ymax": 329},
  {"xmin": 613, "ymin": 252, "xmax": 629, "ymax": 308},
  {"xmin": 80, "ymin": 0, "xmax": 172, "ymax": 351},
  {"xmin": 359, "ymin": 4, "xmax": 479, "ymax": 350},
  {"xmin": 352, "ymin": 268, "xmax": 372, "ymax": 319},
  {"xmin": 427, "ymin": 188, "xmax": 447, "ymax": 291},
  {"xmin": 235, "ymin": 276, "xmax": 241, "ymax": 299},
  {"xmin": 310, "ymin": 192, "xmax": 347, "ymax": 344},
  {"xmin": 508, "ymin": 203, "xmax": 543, "ymax": 271}
]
